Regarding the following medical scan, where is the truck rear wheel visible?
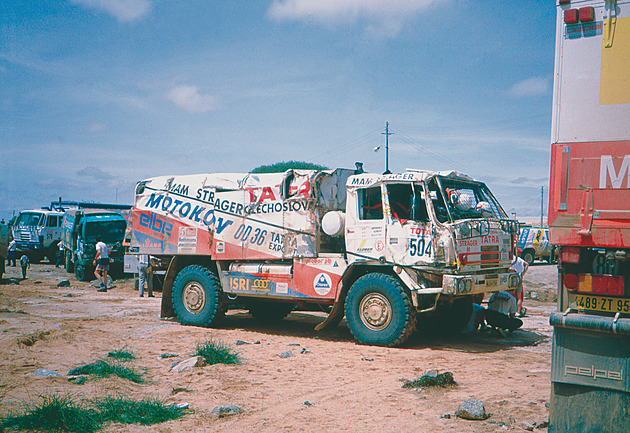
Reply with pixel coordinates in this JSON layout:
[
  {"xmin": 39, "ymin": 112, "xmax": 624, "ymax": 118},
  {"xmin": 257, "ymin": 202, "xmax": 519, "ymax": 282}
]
[
  {"xmin": 172, "ymin": 265, "xmax": 223, "ymax": 327},
  {"xmin": 345, "ymin": 273, "xmax": 416, "ymax": 347}
]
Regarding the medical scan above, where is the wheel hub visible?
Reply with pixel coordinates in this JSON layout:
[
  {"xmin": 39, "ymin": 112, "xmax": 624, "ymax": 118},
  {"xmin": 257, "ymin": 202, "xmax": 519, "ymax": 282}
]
[
  {"xmin": 183, "ymin": 282, "xmax": 206, "ymax": 314},
  {"xmin": 359, "ymin": 293, "xmax": 392, "ymax": 330}
]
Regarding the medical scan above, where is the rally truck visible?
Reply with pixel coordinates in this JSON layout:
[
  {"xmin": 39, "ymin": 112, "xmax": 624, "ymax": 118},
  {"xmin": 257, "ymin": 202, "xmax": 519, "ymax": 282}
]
[
  {"xmin": 61, "ymin": 209, "xmax": 128, "ymax": 281},
  {"xmin": 548, "ymin": 1, "xmax": 630, "ymax": 431},
  {"xmin": 129, "ymin": 167, "xmax": 520, "ymax": 346},
  {"xmin": 517, "ymin": 226, "xmax": 554, "ymax": 264},
  {"xmin": 11, "ymin": 209, "xmax": 64, "ymax": 263},
  {"xmin": 0, "ymin": 222, "xmax": 8, "ymax": 279}
]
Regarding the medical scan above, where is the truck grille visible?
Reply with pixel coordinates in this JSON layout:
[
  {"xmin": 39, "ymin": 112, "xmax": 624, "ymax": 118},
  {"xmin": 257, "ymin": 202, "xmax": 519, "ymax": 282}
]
[{"xmin": 480, "ymin": 245, "xmax": 499, "ymax": 268}]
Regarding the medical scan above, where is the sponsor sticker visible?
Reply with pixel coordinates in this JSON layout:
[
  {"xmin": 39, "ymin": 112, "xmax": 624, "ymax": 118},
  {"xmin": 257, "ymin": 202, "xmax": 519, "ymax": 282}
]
[{"xmin": 313, "ymin": 273, "xmax": 332, "ymax": 296}]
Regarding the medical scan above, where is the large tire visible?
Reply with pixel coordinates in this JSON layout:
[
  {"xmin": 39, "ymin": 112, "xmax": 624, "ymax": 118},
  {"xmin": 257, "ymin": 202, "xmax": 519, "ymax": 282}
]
[
  {"xmin": 172, "ymin": 265, "xmax": 223, "ymax": 327},
  {"xmin": 345, "ymin": 273, "xmax": 416, "ymax": 347},
  {"xmin": 248, "ymin": 301, "xmax": 294, "ymax": 322},
  {"xmin": 65, "ymin": 252, "xmax": 74, "ymax": 273},
  {"xmin": 75, "ymin": 263, "xmax": 90, "ymax": 281}
]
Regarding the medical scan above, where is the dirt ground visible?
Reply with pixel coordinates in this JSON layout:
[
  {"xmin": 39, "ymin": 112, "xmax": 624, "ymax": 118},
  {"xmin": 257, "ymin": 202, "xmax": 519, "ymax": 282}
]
[{"xmin": 0, "ymin": 261, "xmax": 558, "ymax": 432}]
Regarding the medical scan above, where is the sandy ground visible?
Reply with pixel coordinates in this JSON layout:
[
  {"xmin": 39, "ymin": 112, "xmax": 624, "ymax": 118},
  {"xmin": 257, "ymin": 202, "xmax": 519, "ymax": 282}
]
[{"xmin": 0, "ymin": 261, "xmax": 558, "ymax": 432}]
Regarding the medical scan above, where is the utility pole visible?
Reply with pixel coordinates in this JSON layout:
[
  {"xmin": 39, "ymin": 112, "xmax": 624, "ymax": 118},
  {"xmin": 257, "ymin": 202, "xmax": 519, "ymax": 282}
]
[
  {"xmin": 381, "ymin": 122, "xmax": 393, "ymax": 174},
  {"xmin": 540, "ymin": 186, "xmax": 545, "ymax": 228}
]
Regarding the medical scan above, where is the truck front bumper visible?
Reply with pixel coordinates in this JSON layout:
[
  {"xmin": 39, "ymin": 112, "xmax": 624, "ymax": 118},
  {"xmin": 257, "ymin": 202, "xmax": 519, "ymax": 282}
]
[{"xmin": 441, "ymin": 272, "xmax": 519, "ymax": 296}]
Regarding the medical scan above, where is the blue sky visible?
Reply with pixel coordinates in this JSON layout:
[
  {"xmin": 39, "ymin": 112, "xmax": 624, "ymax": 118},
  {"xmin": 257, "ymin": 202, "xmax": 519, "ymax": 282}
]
[{"xmin": 1, "ymin": 0, "xmax": 555, "ymax": 221}]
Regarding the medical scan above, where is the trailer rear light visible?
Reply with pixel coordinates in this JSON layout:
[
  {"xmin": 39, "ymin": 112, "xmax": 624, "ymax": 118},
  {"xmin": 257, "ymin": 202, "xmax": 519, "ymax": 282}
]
[
  {"xmin": 579, "ymin": 6, "xmax": 594, "ymax": 22},
  {"xmin": 575, "ymin": 273, "xmax": 624, "ymax": 296},
  {"xmin": 564, "ymin": 273, "xmax": 579, "ymax": 291},
  {"xmin": 561, "ymin": 246, "xmax": 580, "ymax": 263},
  {"xmin": 564, "ymin": 9, "xmax": 579, "ymax": 24}
]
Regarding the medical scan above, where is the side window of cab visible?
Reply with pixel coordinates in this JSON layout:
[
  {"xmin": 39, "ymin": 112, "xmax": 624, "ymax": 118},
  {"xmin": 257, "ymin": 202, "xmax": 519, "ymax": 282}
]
[{"xmin": 358, "ymin": 186, "xmax": 383, "ymax": 220}]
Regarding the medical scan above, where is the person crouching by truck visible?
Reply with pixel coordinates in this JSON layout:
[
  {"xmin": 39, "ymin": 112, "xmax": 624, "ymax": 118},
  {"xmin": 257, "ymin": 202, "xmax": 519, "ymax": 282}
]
[{"xmin": 93, "ymin": 236, "xmax": 109, "ymax": 293}]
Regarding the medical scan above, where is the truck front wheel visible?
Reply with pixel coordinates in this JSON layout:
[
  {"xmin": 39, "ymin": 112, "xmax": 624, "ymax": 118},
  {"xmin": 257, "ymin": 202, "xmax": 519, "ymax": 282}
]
[
  {"xmin": 521, "ymin": 249, "xmax": 535, "ymax": 265},
  {"xmin": 75, "ymin": 263, "xmax": 91, "ymax": 281},
  {"xmin": 345, "ymin": 273, "xmax": 416, "ymax": 347},
  {"xmin": 172, "ymin": 265, "xmax": 223, "ymax": 328}
]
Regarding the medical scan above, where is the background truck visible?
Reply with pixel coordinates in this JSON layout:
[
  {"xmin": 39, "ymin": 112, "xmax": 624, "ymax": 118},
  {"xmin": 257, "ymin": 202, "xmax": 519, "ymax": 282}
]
[
  {"xmin": 130, "ymin": 167, "xmax": 520, "ymax": 347},
  {"xmin": 61, "ymin": 210, "xmax": 128, "ymax": 281},
  {"xmin": 0, "ymin": 223, "xmax": 8, "ymax": 279},
  {"xmin": 548, "ymin": 1, "xmax": 630, "ymax": 431},
  {"xmin": 517, "ymin": 226, "xmax": 554, "ymax": 264},
  {"xmin": 11, "ymin": 209, "xmax": 64, "ymax": 263}
]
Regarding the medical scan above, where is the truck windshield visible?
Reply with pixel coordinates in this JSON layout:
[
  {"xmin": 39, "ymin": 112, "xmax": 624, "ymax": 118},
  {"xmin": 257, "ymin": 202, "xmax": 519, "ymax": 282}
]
[
  {"xmin": 434, "ymin": 177, "xmax": 505, "ymax": 222},
  {"xmin": 85, "ymin": 221, "xmax": 126, "ymax": 244},
  {"xmin": 16, "ymin": 212, "xmax": 44, "ymax": 227}
]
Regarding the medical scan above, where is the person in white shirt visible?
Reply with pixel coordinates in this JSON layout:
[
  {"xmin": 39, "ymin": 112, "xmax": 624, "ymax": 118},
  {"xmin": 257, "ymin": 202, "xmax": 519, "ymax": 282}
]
[
  {"xmin": 138, "ymin": 255, "xmax": 154, "ymax": 297},
  {"xmin": 510, "ymin": 255, "xmax": 529, "ymax": 317},
  {"xmin": 93, "ymin": 236, "xmax": 109, "ymax": 292}
]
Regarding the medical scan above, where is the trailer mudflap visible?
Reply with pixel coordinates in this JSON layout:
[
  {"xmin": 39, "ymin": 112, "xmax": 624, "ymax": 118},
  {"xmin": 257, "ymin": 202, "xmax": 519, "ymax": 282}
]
[
  {"xmin": 550, "ymin": 312, "xmax": 630, "ymax": 392},
  {"xmin": 160, "ymin": 256, "xmax": 180, "ymax": 318},
  {"xmin": 549, "ymin": 312, "xmax": 630, "ymax": 432}
]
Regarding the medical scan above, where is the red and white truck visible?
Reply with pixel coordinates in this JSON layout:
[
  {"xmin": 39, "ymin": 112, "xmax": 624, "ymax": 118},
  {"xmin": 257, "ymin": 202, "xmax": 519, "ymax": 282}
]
[
  {"xmin": 130, "ymin": 167, "xmax": 520, "ymax": 346},
  {"xmin": 548, "ymin": 0, "xmax": 630, "ymax": 430}
]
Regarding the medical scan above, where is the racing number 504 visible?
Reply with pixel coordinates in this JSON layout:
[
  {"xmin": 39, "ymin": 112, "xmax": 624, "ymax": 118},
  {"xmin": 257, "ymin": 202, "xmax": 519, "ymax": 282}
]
[{"xmin": 410, "ymin": 237, "xmax": 431, "ymax": 257}]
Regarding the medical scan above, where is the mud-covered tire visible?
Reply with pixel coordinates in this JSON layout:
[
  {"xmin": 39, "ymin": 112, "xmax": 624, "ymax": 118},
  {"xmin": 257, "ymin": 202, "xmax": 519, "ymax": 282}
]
[
  {"xmin": 248, "ymin": 301, "xmax": 294, "ymax": 322},
  {"xmin": 75, "ymin": 263, "xmax": 91, "ymax": 281},
  {"xmin": 172, "ymin": 265, "xmax": 223, "ymax": 327},
  {"xmin": 65, "ymin": 252, "xmax": 74, "ymax": 273},
  {"xmin": 345, "ymin": 273, "xmax": 416, "ymax": 347}
]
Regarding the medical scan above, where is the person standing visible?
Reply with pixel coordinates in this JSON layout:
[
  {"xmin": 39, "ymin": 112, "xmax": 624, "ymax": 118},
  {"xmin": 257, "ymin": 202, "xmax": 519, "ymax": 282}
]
[
  {"xmin": 510, "ymin": 254, "xmax": 529, "ymax": 317},
  {"xmin": 20, "ymin": 254, "xmax": 30, "ymax": 279},
  {"xmin": 138, "ymin": 255, "xmax": 154, "ymax": 297},
  {"xmin": 55, "ymin": 241, "xmax": 64, "ymax": 267},
  {"xmin": 93, "ymin": 236, "xmax": 109, "ymax": 292},
  {"xmin": 7, "ymin": 237, "xmax": 16, "ymax": 267}
]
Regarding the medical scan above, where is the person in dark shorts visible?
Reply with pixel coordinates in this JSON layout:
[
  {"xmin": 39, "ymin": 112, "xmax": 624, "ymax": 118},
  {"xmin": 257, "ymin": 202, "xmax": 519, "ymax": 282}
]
[
  {"xmin": 93, "ymin": 236, "xmax": 109, "ymax": 292},
  {"xmin": 485, "ymin": 291, "xmax": 523, "ymax": 333}
]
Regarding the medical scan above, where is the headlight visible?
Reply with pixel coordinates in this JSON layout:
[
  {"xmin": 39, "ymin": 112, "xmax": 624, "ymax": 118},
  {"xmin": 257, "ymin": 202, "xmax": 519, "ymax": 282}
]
[
  {"xmin": 457, "ymin": 278, "xmax": 473, "ymax": 293},
  {"xmin": 459, "ymin": 222, "xmax": 471, "ymax": 239}
]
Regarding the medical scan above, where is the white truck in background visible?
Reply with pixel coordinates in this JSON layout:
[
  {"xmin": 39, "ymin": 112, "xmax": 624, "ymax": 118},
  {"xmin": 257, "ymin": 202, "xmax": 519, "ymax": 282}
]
[
  {"xmin": 11, "ymin": 209, "xmax": 64, "ymax": 263},
  {"xmin": 129, "ymin": 167, "xmax": 520, "ymax": 346}
]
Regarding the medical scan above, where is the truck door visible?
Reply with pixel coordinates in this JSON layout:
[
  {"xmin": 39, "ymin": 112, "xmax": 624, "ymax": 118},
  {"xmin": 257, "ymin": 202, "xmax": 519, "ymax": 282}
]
[
  {"xmin": 384, "ymin": 182, "xmax": 434, "ymax": 266},
  {"xmin": 346, "ymin": 185, "xmax": 387, "ymax": 264}
]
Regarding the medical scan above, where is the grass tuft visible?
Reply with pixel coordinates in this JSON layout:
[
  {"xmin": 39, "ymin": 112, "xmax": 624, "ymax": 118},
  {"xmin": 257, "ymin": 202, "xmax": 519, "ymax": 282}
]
[
  {"xmin": 94, "ymin": 396, "xmax": 185, "ymax": 426},
  {"xmin": 0, "ymin": 394, "xmax": 101, "ymax": 433},
  {"xmin": 107, "ymin": 347, "xmax": 136, "ymax": 361},
  {"xmin": 70, "ymin": 360, "xmax": 144, "ymax": 383},
  {"xmin": 402, "ymin": 371, "xmax": 456, "ymax": 389},
  {"xmin": 194, "ymin": 339, "xmax": 241, "ymax": 365},
  {"xmin": 0, "ymin": 394, "xmax": 186, "ymax": 432}
]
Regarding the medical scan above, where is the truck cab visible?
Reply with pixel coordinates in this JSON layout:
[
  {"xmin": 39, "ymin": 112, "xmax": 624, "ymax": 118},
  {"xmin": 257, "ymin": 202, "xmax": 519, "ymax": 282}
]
[
  {"xmin": 62, "ymin": 210, "xmax": 127, "ymax": 281},
  {"xmin": 12, "ymin": 209, "xmax": 64, "ymax": 262}
]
